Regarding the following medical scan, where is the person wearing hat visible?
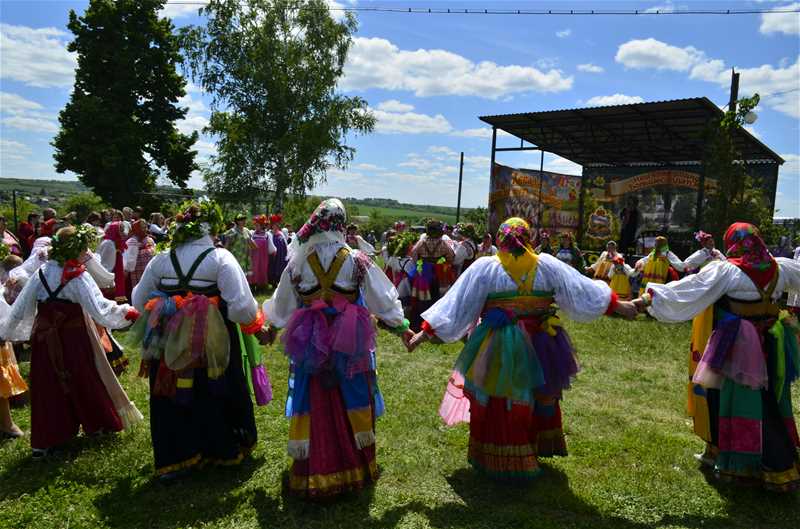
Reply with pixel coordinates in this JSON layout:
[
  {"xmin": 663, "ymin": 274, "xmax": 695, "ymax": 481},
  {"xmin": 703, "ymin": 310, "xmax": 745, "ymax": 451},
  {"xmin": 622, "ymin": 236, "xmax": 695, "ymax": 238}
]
[
  {"xmin": 225, "ymin": 213, "xmax": 256, "ymax": 282},
  {"xmin": 634, "ymin": 235, "xmax": 685, "ymax": 294},
  {"xmin": 408, "ymin": 219, "xmax": 455, "ymax": 330},
  {"xmin": 269, "ymin": 214, "xmax": 289, "ymax": 287},
  {"xmin": 534, "ymin": 229, "xmax": 554, "ymax": 256}
]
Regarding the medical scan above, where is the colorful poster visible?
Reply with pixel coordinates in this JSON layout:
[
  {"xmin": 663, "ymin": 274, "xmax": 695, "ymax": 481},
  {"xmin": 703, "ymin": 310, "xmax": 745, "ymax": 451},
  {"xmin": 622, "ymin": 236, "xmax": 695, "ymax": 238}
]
[{"xmin": 488, "ymin": 163, "xmax": 582, "ymax": 235}]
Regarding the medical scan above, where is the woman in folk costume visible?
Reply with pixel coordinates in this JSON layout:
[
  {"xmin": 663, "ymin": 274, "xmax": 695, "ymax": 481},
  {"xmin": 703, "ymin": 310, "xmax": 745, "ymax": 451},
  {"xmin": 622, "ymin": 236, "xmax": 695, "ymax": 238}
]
[
  {"xmin": 97, "ymin": 220, "xmax": 129, "ymax": 302},
  {"xmin": 587, "ymin": 240, "xmax": 621, "ymax": 283},
  {"xmin": 477, "ymin": 233, "xmax": 498, "ymax": 258},
  {"xmin": 131, "ymin": 201, "xmax": 270, "ymax": 480},
  {"xmin": 123, "ymin": 219, "xmax": 156, "ymax": 293},
  {"xmin": 453, "ymin": 223, "xmax": 479, "ymax": 276},
  {"xmin": 682, "ymin": 230, "xmax": 727, "ymax": 437},
  {"xmin": 262, "ymin": 198, "xmax": 412, "ymax": 498},
  {"xmin": 408, "ymin": 219, "xmax": 456, "ymax": 331},
  {"xmin": 634, "ymin": 235, "xmax": 685, "ymax": 294},
  {"xmin": 0, "ymin": 250, "xmax": 27, "ymax": 439},
  {"xmin": 383, "ymin": 230, "xmax": 417, "ymax": 309},
  {"xmin": 534, "ymin": 229, "xmax": 554, "ymax": 256},
  {"xmin": 789, "ymin": 243, "xmax": 800, "ymax": 315},
  {"xmin": 0, "ymin": 225, "xmax": 143, "ymax": 457},
  {"xmin": 250, "ymin": 215, "xmax": 276, "ymax": 291},
  {"xmin": 554, "ymin": 232, "xmax": 585, "ymax": 272},
  {"xmin": 607, "ymin": 255, "xmax": 636, "ymax": 301},
  {"xmin": 684, "ymin": 231, "xmax": 726, "ymax": 273},
  {"xmin": 224, "ymin": 214, "xmax": 256, "ymax": 282},
  {"xmin": 633, "ymin": 223, "xmax": 800, "ymax": 491},
  {"xmin": 269, "ymin": 214, "xmax": 289, "ymax": 287},
  {"xmin": 346, "ymin": 224, "xmax": 377, "ymax": 256},
  {"xmin": 408, "ymin": 218, "xmax": 637, "ymax": 480}
]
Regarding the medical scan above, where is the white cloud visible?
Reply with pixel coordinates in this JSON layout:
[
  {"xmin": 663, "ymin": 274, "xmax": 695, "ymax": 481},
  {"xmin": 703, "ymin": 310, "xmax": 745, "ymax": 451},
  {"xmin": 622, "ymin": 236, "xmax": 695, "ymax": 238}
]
[
  {"xmin": 0, "ymin": 139, "xmax": 32, "ymax": 161},
  {"xmin": 452, "ymin": 127, "xmax": 513, "ymax": 139},
  {"xmin": 0, "ymin": 24, "xmax": 77, "ymax": 88},
  {"xmin": 616, "ymin": 37, "xmax": 800, "ymax": 118},
  {"xmin": 159, "ymin": 1, "xmax": 206, "ymax": 19},
  {"xmin": 370, "ymin": 106, "xmax": 453, "ymax": 135},
  {"xmin": 585, "ymin": 94, "xmax": 645, "ymax": 106},
  {"xmin": 643, "ymin": 1, "xmax": 677, "ymax": 13},
  {"xmin": 556, "ymin": 29, "xmax": 572, "ymax": 38},
  {"xmin": 615, "ymin": 38, "xmax": 704, "ymax": 71},
  {"xmin": 341, "ymin": 37, "xmax": 573, "ymax": 99},
  {"xmin": 577, "ymin": 63, "xmax": 605, "ymax": 74},
  {"xmin": 0, "ymin": 92, "xmax": 43, "ymax": 113},
  {"xmin": 375, "ymin": 100, "xmax": 415, "ymax": 113},
  {"xmin": 1, "ymin": 114, "xmax": 58, "ymax": 133},
  {"xmin": 544, "ymin": 154, "xmax": 583, "ymax": 176},
  {"xmin": 760, "ymin": 3, "xmax": 800, "ymax": 35},
  {"xmin": 177, "ymin": 114, "xmax": 210, "ymax": 136}
]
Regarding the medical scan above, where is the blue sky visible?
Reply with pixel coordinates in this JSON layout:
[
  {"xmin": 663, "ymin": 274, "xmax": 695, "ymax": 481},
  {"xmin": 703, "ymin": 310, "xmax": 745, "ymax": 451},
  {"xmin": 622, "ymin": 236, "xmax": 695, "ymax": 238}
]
[{"xmin": 1, "ymin": 0, "xmax": 798, "ymax": 214}]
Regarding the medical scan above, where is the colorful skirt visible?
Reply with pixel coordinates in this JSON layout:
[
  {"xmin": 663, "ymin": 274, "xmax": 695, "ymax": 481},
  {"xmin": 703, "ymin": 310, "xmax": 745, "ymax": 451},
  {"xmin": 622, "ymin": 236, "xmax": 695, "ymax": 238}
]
[
  {"xmin": 443, "ymin": 309, "xmax": 578, "ymax": 479},
  {"xmin": 270, "ymin": 236, "xmax": 288, "ymax": 285},
  {"xmin": 692, "ymin": 310, "xmax": 800, "ymax": 491},
  {"xmin": 140, "ymin": 310, "xmax": 258, "ymax": 476},
  {"xmin": 30, "ymin": 301, "xmax": 124, "ymax": 450},
  {"xmin": 282, "ymin": 298, "xmax": 382, "ymax": 497},
  {"xmin": 250, "ymin": 237, "xmax": 270, "ymax": 287},
  {"xmin": 0, "ymin": 341, "xmax": 27, "ymax": 399}
]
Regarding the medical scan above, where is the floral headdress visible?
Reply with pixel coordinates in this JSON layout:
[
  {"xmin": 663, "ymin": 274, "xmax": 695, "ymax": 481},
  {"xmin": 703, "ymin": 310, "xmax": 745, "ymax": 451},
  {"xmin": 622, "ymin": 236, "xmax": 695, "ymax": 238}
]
[
  {"xmin": 50, "ymin": 224, "xmax": 99, "ymax": 266},
  {"xmin": 168, "ymin": 200, "xmax": 225, "ymax": 248},
  {"xmin": 254, "ymin": 214, "xmax": 269, "ymax": 227},
  {"xmin": 425, "ymin": 219, "xmax": 444, "ymax": 238},
  {"xmin": 496, "ymin": 217, "xmax": 538, "ymax": 292},
  {"xmin": 694, "ymin": 230, "xmax": 713, "ymax": 243},
  {"xmin": 387, "ymin": 231, "xmax": 418, "ymax": 257},
  {"xmin": 454, "ymin": 223, "xmax": 479, "ymax": 243},
  {"xmin": 497, "ymin": 217, "xmax": 533, "ymax": 257},
  {"xmin": 295, "ymin": 198, "xmax": 347, "ymax": 244}
]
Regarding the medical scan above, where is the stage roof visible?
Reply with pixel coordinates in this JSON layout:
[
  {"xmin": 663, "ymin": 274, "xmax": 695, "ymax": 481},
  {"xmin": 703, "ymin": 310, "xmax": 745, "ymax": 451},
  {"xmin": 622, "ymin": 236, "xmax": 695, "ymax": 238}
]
[{"xmin": 479, "ymin": 97, "xmax": 784, "ymax": 167}]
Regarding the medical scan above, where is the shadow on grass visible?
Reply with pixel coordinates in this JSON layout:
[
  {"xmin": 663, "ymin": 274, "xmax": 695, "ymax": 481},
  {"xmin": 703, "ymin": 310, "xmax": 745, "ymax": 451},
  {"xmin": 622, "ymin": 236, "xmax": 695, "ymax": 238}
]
[
  {"xmin": 0, "ymin": 432, "xmax": 124, "ymax": 502},
  {"xmin": 92, "ymin": 455, "xmax": 265, "ymax": 529}
]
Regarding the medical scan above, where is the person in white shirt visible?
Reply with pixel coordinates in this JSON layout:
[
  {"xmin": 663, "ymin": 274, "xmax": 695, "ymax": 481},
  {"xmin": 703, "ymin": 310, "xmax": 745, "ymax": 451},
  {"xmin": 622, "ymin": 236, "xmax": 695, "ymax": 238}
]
[{"xmin": 684, "ymin": 231, "xmax": 726, "ymax": 273}]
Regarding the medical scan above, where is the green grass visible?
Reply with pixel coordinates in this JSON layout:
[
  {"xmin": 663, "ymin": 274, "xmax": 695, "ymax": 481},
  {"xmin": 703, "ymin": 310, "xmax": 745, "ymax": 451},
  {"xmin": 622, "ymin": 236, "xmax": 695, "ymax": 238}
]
[
  {"xmin": 1, "ymin": 316, "xmax": 798, "ymax": 529},
  {"xmin": 351, "ymin": 204, "xmax": 458, "ymax": 225}
]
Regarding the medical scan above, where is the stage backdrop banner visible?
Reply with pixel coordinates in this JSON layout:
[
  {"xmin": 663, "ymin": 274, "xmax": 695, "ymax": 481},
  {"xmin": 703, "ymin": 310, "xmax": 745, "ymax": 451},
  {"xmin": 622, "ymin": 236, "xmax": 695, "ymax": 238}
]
[{"xmin": 488, "ymin": 163, "xmax": 581, "ymax": 235}]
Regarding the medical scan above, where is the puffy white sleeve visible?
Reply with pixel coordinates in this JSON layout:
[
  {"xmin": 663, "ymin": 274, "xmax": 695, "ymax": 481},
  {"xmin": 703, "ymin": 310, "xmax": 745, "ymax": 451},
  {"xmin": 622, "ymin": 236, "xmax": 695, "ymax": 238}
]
[
  {"xmin": 84, "ymin": 251, "xmax": 115, "ymax": 289},
  {"xmin": 263, "ymin": 266, "xmax": 299, "ymax": 328},
  {"xmin": 123, "ymin": 238, "xmax": 139, "ymax": 272},
  {"xmin": 667, "ymin": 251, "xmax": 686, "ymax": 272},
  {"xmin": 64, "ymin": 273, "xmax": 133, "ymax": 330},
  {"xmin": 216, "ymin": 250, "xmax": 258, "ymax": 324},
  {"xmin": 682, "ymin": 250, "xmax": 706, "ymax": 271},
  {"xmin": 361, "ymin": 261, "xmax": 404, "ymax": 327},
  {"xmin": 539, "ymin": 255, "xmax": 613, "ymax": 322},
  {"xmin": 646, "ymin": 261, "xmax": 736, "ymax": 323},
  {"xmin": 267, "ymin": 232, "xmax": 277, "ymax": 254},
  {"xmin": 131, "ymin": 253, "xmax": 161, "ymax": 311},
  {"xmin": 421, "ymin": 260, "xmax": 492, "ymax": 343},
  {"xmin": 777, "ymin": 257, "xmax": 800, "ymax": 293},
  {"xmin": 97, "ymin": 240, "xmax": 116, "ymax": 272},
  {"xmin": 590, "ymin": 251, "xmax": 608, "ymax": 271},
  {"xmin": 635, "ymin": 255, "xmax": 647, "ymax": 271},
  {"xmin": 357, "ymin": 237, "xmax": 376, "ymax": 255},
  {"xmin": 453, "ymin": 243, "xmax": 468, "ymax": 266},
  {"xmin": 0, "ymin": 271, "xmax": 41, "ymax": 341},
  {"xmin": 606, "ymin": 262, "xmax": 634, "ymax": 279}
]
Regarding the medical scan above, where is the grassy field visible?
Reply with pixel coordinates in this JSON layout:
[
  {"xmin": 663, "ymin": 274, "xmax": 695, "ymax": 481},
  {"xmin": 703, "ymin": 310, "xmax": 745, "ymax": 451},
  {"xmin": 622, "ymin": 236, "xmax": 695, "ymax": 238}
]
[
  {"xmin": 351, "ymin": 204, "xmax": 458, "ymax": 226},
  {"xmin": 1, "ymin": 315, "xmax": 798, "ymax": 529}
]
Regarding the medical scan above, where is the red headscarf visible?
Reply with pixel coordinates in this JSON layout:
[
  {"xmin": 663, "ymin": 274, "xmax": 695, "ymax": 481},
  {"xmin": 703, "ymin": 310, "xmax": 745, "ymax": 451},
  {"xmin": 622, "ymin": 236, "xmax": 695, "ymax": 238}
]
[
  {"xmin": 724, "ymin": 222, "xmax": 777, "ymax": 290},
  {"xmin": 131, "ymin": 219, "xmax": 147, "ymax": 240},
  {"xmin": 104, "ymin": 221, "xmax": 128, "ymax": 298}
]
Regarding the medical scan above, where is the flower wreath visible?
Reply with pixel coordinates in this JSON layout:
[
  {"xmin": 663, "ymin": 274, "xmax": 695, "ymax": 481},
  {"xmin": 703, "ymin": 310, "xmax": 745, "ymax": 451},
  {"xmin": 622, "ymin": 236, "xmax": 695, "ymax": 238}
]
[
  {"xmin": 167, "ymin": 200, "xmax": 225, "ymax": 248},
  {"xmin": 49, "ymin": 223, "xmax": 99, "ymax": 265}
]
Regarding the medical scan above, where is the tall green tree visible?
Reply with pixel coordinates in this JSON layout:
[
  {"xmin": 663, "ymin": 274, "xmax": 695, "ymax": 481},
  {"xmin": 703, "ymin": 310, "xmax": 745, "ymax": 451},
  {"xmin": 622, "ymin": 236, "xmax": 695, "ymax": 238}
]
[
  {"xmin": 181, "ymin": 0, "xmax": 375, "ymax": 210},
  {"xmin": 53, "ymin": 0, "xmax": 198, "ymax": 207},
  {"xmin": 701, "ymin": 94, "xmax": 783, "ymax": 243}
]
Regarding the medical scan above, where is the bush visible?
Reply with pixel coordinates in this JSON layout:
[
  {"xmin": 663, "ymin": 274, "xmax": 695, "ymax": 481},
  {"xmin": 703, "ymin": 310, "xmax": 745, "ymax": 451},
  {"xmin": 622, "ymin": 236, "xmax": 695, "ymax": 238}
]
[
  {"xmin": 0, "ymin": 198, "xmax": 38, "ymax": 231},
  {"xmin": 61, "ymin": 192, "xmax": 108, "ymax": 222}
]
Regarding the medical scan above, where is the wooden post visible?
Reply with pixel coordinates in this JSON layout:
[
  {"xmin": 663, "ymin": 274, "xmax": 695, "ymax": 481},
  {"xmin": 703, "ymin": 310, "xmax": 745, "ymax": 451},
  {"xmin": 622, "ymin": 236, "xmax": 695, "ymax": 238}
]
[{"xmin": 456, "ymin": 151, "xmax": 464, "ymax": 224}]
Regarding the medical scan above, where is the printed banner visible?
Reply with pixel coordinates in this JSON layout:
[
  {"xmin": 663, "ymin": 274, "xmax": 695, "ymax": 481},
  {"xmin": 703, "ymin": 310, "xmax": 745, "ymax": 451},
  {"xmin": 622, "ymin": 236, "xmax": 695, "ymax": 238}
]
[{"xmin": 488, "ymin": 163, "xmax": 581, "ymax": 234}]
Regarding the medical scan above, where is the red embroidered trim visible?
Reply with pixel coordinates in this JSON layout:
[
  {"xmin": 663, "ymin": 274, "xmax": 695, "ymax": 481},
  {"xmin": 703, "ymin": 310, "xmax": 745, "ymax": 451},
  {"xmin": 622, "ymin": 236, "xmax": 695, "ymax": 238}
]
[
  {"xmin": 421, "ymin": 320, "xmax": 436, "ymax": 337},
  {"xmin": 125, "ymin": 308, "xmax": 141, "ymax": 321}
]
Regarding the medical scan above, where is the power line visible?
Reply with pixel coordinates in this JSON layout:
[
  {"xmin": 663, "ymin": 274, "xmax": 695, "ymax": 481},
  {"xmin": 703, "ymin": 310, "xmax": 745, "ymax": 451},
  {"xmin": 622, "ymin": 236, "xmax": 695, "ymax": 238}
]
[{"xmin": 164, "ymin": 2, "xmax": 800, "ymax": 16}]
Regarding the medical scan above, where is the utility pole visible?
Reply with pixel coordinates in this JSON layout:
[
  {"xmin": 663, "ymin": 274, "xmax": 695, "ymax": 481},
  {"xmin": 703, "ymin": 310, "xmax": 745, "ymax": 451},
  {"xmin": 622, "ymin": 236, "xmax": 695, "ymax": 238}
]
[
  {"xmin": 728, "ymin": 68, "xmax": 740, "ymax": 114},
  {"xmin": 456, "ymin": 151, "xmax": 464, "ymax": 224},
  {"xmin": 12, "ymin": 190, "xmax": 18, "ymax": 232}
]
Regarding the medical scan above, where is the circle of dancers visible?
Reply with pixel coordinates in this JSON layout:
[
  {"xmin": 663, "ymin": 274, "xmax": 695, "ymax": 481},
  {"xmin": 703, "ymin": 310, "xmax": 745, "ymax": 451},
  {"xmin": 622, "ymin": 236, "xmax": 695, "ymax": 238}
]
[{"xmin": 0, "ymin": 201, "xmax": 799, "ymax": 497}]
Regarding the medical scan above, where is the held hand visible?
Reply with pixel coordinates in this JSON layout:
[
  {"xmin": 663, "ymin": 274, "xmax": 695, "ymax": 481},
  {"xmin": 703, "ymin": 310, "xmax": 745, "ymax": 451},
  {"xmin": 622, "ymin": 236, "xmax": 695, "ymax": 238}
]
[
  {"xmin": 400, "ymin": 329, "xmax": 415, "ymax": 350},
  {"xmin": 613, "ymin": 300, "xmax": 639, "ymax": 320},
  {"xmin": 631, "ymin": 298, "xmax": 647, "ymax": 313},
  {"xmin": 256, "ymin": 324, "xmax": 276, "ymax": 346},
  {"xmin": 407, "ymin": 331, "xmax": 429, "ymax": 352}
]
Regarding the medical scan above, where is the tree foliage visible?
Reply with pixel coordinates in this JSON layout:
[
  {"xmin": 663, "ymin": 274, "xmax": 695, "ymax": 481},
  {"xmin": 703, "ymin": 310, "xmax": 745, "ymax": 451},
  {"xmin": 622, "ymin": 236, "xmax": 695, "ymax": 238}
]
[
  {"xmin": 61, "ymin": 192, "xmax": 108, "ymax": 222},
  {"xmin": 53, "ymin": 0, "xmax": 198, "ymax": 207},
  {"xmin": 180, "ymin": 0, "xmax": 375, "ymax": 210},
  {"xmin": 701, "ymin": 94, "xmax": 785, "ymax": 244}
]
